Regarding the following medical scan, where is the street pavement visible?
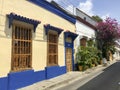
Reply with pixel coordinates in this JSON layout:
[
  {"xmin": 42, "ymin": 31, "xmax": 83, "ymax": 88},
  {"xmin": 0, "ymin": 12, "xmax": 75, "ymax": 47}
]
[
  {"xmin": 19, "ymin": 60, "xmax": 118, "ymax": 90},
  {"xmin": 57, "ymin": 60, "xmax": 120, "ymax": 90}
]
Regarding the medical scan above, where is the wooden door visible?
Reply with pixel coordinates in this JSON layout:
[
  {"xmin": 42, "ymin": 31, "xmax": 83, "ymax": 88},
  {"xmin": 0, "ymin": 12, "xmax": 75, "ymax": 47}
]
[{"xmin": 66, "ymin": 48, "xmax": 72, "ymax": 72}]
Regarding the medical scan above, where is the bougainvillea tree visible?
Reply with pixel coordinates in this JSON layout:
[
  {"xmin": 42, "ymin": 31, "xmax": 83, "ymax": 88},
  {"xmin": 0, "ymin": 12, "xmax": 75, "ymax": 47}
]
[{"xmin": 96, "ymin": 17, "xmax": 120, "ymax": 59}]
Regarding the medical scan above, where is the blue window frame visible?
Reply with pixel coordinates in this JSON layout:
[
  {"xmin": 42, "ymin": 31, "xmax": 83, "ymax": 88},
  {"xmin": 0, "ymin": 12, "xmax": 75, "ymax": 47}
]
[
  {"xmin": 44, "ymin": 24, "xmax": 63, "ymax": 66},
  {"xmin": 64, "ymin": 31, "xmax": 78, "ymax": 41},
  {"xmin": 44, "ymin": 24, "xmax": 63, "ymax": 35},
  {"xmin": 7, "ymin": 13, "xmax": 40, "ymax": 32}
]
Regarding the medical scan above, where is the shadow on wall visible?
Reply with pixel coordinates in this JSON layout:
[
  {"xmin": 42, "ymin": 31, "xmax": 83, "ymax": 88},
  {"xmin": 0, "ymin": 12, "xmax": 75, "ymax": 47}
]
[
  {"xmin": 4, "ymin": 16, "xmax": 12, "ymax": 39},
  {"xmin": 0, "ymin": 15, "xmax": 10, "ymax": 38}
]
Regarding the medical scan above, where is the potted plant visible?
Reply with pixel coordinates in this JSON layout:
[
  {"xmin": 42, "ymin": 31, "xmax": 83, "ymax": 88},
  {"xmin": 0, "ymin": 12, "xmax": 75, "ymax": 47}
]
[
  {"xmin": 76, "ymin": 46, "xmax": 92, "ymax": 71},
  {"xmin": 77, "ymin": 60, "xmax": 85, "ymax": 71},
  {"xmin": 76, "ymin": 42, "xmax": 100, "ymax": 71}
]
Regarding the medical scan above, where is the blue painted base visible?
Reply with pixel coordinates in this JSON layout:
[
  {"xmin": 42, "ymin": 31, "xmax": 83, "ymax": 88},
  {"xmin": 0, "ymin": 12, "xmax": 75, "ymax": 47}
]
[
  {"xmin": 34, "ymin": 70, "xmax": 46, "ymax": 83},
  {"xmin": 0, "ymin": 66, "xmax": 66, "ymax": 90},
  {"xmin": 8, "ymin": 70, "xmax": 34, "ymax": 89},
  {"xmin": 0, "ymin": 77, "xmax": 8, "ymax": 90},
  {"xmin": 46, "ymin": 66, "xmax": 66, "ymax": 79}
]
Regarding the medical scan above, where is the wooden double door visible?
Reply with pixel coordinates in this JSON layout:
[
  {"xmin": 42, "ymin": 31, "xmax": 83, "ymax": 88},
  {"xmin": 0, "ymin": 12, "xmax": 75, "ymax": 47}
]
[{"xmin": 66, "ymin": 48, "xmax": 72, "ymax": 72}]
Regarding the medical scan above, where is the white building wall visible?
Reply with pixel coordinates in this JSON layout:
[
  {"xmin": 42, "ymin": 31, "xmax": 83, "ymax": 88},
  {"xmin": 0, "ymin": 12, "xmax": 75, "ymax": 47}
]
[
  {"xmin": 114, "ymin": 47, "xmax": 120, "ymax": 60},
  {"xmin": 75, "ymin": 20, "xmax": 96, "ymax": 47},
  {"xmin": 76, "ymin": 9, "xmax": 97, "ymax": 26}
]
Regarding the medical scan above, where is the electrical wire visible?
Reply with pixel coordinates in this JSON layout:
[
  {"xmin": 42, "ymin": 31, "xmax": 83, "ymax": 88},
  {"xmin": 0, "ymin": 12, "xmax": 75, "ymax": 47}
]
[{"xmin": 52, "ymin": 0, "xmax": 76, "ymax": 14}]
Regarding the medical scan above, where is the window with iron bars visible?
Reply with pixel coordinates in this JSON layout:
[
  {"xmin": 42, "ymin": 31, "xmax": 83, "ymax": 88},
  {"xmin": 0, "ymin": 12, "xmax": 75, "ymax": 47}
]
[
  {"xmin": 47, "ymin": 31, "xmax": 58, "ymax": 66},
  {"xmin": 11, "ymin": 24, "xmax": 32, "ymax": 72}
]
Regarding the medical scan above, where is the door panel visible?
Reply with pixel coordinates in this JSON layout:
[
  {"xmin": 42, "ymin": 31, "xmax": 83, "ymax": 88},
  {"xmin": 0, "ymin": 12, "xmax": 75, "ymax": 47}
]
[{"xmin": 66, "ymin": 48, "xmax": 72, "ymax": 72}]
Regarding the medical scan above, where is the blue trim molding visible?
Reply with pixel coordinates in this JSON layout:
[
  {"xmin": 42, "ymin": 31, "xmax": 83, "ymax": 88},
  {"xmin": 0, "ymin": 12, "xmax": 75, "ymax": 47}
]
[
  {"xmin": 7, "ymin": 13, "xmax": 41, "ymax": 32},
  {"xmin": 64, "ymin": 31, "xmax": 78, "ymax": 41},
  {"xmin": 28, "ymin": 0, "xmax": 76, "ymax": 24},
  {"xmin": 44, "ymin": 24, "xmax": 63, "ymax": 35}
]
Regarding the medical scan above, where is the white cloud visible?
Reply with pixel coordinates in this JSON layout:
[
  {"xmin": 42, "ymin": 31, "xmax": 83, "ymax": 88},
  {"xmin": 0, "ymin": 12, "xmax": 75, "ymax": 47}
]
[
  {"xmin": 101, "ymin": 13, "xmax": 110, "ymax": 20},
  {"xmin": 78, "ymin": 0, "xmax": 94, "ymax": 16},
  {"xmin": 46, "ymin": 0, "xmax": 52, "ymax": 2},
  {"xmin": 65, "ymin": 4, "xmax": 75, "ymax": 14},
  {"xmin": 46, "ymin": 0, "xmax": 94, "ymax": 16}
]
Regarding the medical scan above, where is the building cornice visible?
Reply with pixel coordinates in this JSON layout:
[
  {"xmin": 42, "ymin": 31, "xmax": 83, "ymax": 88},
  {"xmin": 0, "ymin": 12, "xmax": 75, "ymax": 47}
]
[
  {"xmin": 28, "ymin": 0, "xmax": 76, "ymax": 24},
  {"xmin": 76, "ymin": 16, "xmax": 97, "ymax": 30}
]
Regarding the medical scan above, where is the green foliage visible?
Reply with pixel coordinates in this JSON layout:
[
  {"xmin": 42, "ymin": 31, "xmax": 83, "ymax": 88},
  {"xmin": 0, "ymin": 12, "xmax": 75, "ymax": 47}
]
[
  {"xmin": 92, "ymin": 15, "xmax": 103, "ymax": 22},
  {"xmin": 76, "ymin": 46, "xmax": 100, "ymax": 70},
  {"xmin": 102, "ymin": 42, "xmax": 116, "ymax": 58},
  {"xmin": 97, "ymin": 50, "xmax": 102, "ymax": 60},
  {"xmin": 87, "ymin": 39, "xmax": 95, "ymax": 47},
  {"xmin": 110, "ymin": 46, "xmax": 116, "ymax": 54}
]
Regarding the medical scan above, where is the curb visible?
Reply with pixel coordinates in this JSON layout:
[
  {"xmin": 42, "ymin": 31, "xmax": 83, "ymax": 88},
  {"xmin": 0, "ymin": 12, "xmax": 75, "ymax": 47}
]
[
  {"xmin": 43, "ymin": 65, "xmax": 103, "ymax": 90},
  {"xmin": 46, "ymin": 60, "xmax": 117, "ymax": 90},
  {"xmin": 19, "ymin": 60, "xmax": 117, "ymax": 90},
  {"xmin": 43, "ymin": 72, "xmax": 82, "ymax": 90}
]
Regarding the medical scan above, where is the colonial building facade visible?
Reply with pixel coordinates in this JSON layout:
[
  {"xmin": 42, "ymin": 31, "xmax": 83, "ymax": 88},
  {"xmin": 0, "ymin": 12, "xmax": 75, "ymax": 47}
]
[
  {"xmin": 0, "ymin": 0, "xmax": 77, "ymax": 89},
  {"xmin": 1, "ymin": 0, "xmax": 120, "ymax": 90}
]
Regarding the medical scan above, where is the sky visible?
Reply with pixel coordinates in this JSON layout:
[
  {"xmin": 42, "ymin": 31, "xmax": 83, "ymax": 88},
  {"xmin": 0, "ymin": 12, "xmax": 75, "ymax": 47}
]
[{"xmin": 47, "ymin": 0, "xmax": 120, "ymax": 22}]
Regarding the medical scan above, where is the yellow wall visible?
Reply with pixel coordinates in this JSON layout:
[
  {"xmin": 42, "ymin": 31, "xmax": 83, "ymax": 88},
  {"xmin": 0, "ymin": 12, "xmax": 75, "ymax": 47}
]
[
  {"xmin": 0, "ymin": 0, "xmax": 75, "ymax": 77},
  {"xmin": 0, "ymin": 14, "xmax": 12, "ymax": 77}
]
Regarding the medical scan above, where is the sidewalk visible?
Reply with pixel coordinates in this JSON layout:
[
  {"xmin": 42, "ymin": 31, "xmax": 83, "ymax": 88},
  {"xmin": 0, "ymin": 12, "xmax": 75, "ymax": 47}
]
[{"xmin": 18, "ymin": 60, "xmax": 117, "ymax": 90}]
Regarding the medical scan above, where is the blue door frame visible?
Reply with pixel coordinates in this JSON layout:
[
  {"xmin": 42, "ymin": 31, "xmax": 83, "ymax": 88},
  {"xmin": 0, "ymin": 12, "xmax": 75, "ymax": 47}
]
[{"xmin": 64, "ymin": 31, "xmax": 78, "ymax": 71}]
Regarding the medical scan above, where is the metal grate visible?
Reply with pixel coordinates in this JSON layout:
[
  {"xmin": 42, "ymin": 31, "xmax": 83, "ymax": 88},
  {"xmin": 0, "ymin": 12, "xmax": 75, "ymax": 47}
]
[
  {"xmin": 47, "ymin": 32, "xmax": 58, "ymax": 66},
  {"xmin": 11, "ymin": 24, "xmax": 32, "ymax": 71}
]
